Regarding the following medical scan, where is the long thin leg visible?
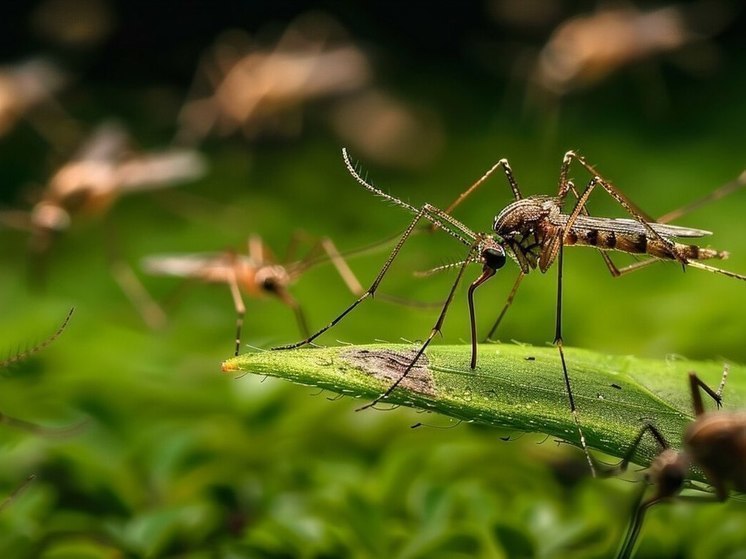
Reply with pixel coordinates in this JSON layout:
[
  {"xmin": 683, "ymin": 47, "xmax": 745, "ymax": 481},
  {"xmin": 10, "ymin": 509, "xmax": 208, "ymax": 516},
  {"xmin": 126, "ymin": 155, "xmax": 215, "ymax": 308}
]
[
  {"xmin": 608, "ymin": 422, "xmax": 670, "ymax": 476},
  {"xmin": 226, "ymin": 264, "xmax": 246, "ymax": 357},
  {"xmin": 557, "ymin": 151, "xmax": 655, "ymax": 222},
  {"xmin": 357, "ymin": 245, "xmax": 479, "ymax": 411},
  {"xmin": 613, "ymin": 423, "xmax": 673, "ymax": 559},
  {"xmin": 110, "ymin": 259, "xmax": 168, "ymax": 330},
  {"xmin": 553, "ymin": 238, "xmax": 595, "ymax": 476},
  {"xmin": 441, "ymin": 157, "xmax": 524, "ymax": 217},
  {"xmin": 566, "ymin": 179, "xmax": 622, "ymax": 277},
  {"xmin": 581, "ymin": 170, "xmax": 746, "ymax": 278},
  {"xmin": 689, "ymin": 366, "xmax": 728, "ymax": 416},
  {"xmin": 248, "ymin": 234, "xmax": 265, "ymax": 264},
  {"xmin": 616, "ymin": 490, "xmax": 654, "ymax": 559},
  {"xmin": 319, "ymin": 237, "xmax": 365, "ymax": 296},
  {"xmin": 0, "ymin": 475, "xmax": 35, "ymax": 513},
  {"xmin": 561, "ymin": 159, "xmax": 746, "ymax": 283},
  {"xmin": 557, "ymin": 153, "xmax": 687, "ymax": 268},
  {"xmin": 657, "ymin": 170, "xmax": 746, "ymax": 224},
  {"xmin": 484, "ymin": 272, "xmax": 525, "ymax": 341},
  {"xmin": 272, "ymin": 205, "xmax": 443, "ymax": 351},
  {"xmin": 0, "ymin": 308, "xmax": 74, "ymax": 368}
]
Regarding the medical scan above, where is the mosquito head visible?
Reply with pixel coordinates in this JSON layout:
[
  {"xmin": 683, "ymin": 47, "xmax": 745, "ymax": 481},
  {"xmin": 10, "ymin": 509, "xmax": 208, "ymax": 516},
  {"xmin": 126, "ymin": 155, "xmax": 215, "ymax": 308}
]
[
  {"xmin": 480, "ymin": 242, "xmax": 506, "ymax": 272},
  {"xmin": 256, "ymin": 265, "xmax": 290, "ymax": 294},
  {"xmin": 646, "ymin": 448, "xmax": 688, "ymax": 502},
  {"xmin": 30, "ymin": 202, "xmax": 70, "ymax": 232}
]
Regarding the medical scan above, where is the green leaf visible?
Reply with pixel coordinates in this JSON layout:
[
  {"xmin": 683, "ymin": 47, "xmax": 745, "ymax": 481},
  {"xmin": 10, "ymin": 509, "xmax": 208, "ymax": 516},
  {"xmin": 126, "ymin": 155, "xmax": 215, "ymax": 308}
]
[{"xmin": 222, "ymin": 344, "xmax": 745, "ymax": 476}]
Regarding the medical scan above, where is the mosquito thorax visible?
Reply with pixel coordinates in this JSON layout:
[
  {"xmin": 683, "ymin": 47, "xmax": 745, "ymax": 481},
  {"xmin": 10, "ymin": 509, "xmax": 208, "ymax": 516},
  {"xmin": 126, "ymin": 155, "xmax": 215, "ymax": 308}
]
[{"xmin": 493, "ymin": 196, "xmax": 555, "ymax": 237}]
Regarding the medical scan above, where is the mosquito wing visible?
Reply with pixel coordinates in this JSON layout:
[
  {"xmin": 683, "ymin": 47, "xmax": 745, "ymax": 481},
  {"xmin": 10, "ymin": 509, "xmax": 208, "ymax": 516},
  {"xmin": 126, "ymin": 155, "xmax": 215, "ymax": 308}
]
[
  {"xmin": 116, "ymin": 149, "xmax": 207, "ymax": 192},
  {"xmin": 554, "ymin": 214, "xmax": 712, "ymax": 239},
  {"xmin": 142, "ymin": 253, "xmax": 246, "ymax": 280}
]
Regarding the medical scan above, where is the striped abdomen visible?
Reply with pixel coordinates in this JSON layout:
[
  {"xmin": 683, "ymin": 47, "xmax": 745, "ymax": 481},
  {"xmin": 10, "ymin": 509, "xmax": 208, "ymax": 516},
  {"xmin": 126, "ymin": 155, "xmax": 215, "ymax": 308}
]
[{"xmin": 563, "ymin": 228, "xmax": 728, "ymax": 261}]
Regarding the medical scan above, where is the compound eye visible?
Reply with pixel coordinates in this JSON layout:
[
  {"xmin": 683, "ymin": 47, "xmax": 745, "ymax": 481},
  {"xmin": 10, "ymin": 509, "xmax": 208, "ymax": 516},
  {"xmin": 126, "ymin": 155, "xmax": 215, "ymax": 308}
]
[
  {"xmin": 482, "ymin": 247, "xmax": 506, "ymax": 270},
  {"xmin": 261, "ymin": 277, "xmax": 277, "ymax": 292}
]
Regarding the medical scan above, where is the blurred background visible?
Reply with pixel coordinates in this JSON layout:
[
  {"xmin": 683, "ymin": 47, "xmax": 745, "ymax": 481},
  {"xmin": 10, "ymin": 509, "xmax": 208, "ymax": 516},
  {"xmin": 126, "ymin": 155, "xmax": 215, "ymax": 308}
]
[{"xmin": 0, "ymin": 0, "xmax": 745, "ymax": 557}]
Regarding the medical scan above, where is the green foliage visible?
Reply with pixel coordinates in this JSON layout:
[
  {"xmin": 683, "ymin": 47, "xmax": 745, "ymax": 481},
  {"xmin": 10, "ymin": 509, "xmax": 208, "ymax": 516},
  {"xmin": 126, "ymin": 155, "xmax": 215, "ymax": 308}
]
[
  {"xmin": 2, "ymin": 23, "xmax": 746, "ymax": 559},
  {"xmin": 225, "ymin": 344, "xmax": 744, "ymax": 476}
]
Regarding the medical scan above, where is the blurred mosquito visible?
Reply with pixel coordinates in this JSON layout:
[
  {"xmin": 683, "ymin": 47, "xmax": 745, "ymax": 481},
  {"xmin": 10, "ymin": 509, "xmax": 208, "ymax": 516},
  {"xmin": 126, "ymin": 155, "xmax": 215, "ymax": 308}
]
[
  {"xmin": 274, "ymin": 148, "xmax": 745, "ymax": 472},
  {"xmin": 176, "ymin": 13, "xmax": 371, "ymax": 145},
  {"xmin": 532, "ymin": 2, "xmax": 731, "ymax": 97},
  {"xmin": 0, "ymin": 122, "xmax": 206, "ymax": 328},
  {"xmin": 610, "ymin": 367, "xmax": 744, "ymax": 559},
  {"xmin": 143, "ymin": 232, "xmax": 416, "ymax": 356},
  {"xmin": 0, "ymin": 58, "xmax": 70, "ymax": 141}
]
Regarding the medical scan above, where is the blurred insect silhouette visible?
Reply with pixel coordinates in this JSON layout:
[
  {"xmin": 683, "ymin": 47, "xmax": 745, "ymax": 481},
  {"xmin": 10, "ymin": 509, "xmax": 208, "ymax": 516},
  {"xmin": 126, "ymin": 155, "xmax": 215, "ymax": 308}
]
[
  {"xmin": 0, "ymin": 58, "xmax": 69, "ymax": 140},
  {"xmin": 0, "ymin": 308, "xmax": 77, "ymax": 511},
  {"xmin": 22, "ymin": 122, "xmax": 206, "ymax": 253},
  {"xmin": 1, "ymin": 122, "xmax": 206, "ymax": 328},
  {"xmin": 176, "ymin": 13, "xmax": 371, "ymax": 145},
  {"xmin": 611, "ymin": 367, "xmax": 745, "ymax": 559},
  {"xmin": 144, "ymin": 233, "xmax": 382, "ymax": 356},
  {"xmin": 532, "ymin": 2, "xmax": 731, "ymax": 98},
  {"xmin": 275, "ymin": 148, "xmax": 746, "ymax": 472}
]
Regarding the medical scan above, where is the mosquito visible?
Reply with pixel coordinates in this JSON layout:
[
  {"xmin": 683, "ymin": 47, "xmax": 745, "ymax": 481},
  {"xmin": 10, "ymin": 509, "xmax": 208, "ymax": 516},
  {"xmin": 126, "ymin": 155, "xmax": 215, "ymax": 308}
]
[
  {"xmin": 175, "ymin": 13, "xmax": 371, "ymax": 145},
  {"xmin": 142, "ymin": 232, "xmax": 408, "ymax": 356},
  {"xmin": 1, "ymin": 121, "xmax": 206, "ymax": 329},
  {"xmin": 610, "ymin": 366, "xmax": 745, "ymax": 559},
  {"xmin": 0, "ymin": 58, "xmax": 69, "ymax": 141},
  {"xmin": 274, "ymin": 148, "xmax": 745, "ymax": 471},
  {"xmin": 532, "ymin": 3, "xmax": 729, "ymax": 97}
]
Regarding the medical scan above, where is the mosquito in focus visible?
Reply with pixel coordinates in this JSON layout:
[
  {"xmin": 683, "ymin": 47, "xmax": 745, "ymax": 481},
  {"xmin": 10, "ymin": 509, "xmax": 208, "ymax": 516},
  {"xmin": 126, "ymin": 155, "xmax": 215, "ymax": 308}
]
[
  {"xmin": 143, "ymin": 233, "xmax": 400, "ymax": 356},
  {"xmin": 610, "ymin": 367, "xmax": 745, "ymax": 559},
  {"xmin": 274, "ymin": 148, "xmax": 746, "ymax": 471}
]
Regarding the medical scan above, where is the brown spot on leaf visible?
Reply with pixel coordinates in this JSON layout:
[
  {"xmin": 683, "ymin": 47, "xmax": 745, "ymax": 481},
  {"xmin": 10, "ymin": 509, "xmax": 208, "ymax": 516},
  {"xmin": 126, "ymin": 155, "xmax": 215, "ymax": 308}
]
[{"xmin": 342, "ymin": 348, "xmax": 436, "ymax": 396}]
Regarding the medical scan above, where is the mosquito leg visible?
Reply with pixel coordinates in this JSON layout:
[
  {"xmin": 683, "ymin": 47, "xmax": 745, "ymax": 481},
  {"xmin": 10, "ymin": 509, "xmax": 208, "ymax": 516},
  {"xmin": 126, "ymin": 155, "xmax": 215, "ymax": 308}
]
[
  {"xmin": 319, "ymin": 237, "xmax": 365, "ymax": 296},
  {"xmin": 559, "ymin": 153, "xmax": 686, "ymax": 266},
  {"xmin": 441, "ymin": 157, "xmax": 524, "ymax": 218},
  {"xmin": 484, "ymin": 272, "xmax": 525, "ymax": 342},
  {"xmin": 553, "ymin": 238, "xmax": 595, "ymax": 476},
  {"xmin": 557, "ymin": 151, "xmax": 654, "ymax": 221},
  {"xmin": 616, "ymin": 486, "xmax": 655, "ymax": 559},
  {"xmin": 226, "ymin": 266, "xmax": 246, "ymax": 357},
  {"xmin": 0, "ymin": 475, "xmax": 35, "ymax": 513},
  {"xmin": 110, "ymin": 258, "xmax": 168, "ymax": 330},
  {"xmin": 566, "ymin": 180, "xmax": 621, "ymax": 277},
  {"xmin": 248, "ymin": 234, "xmax": 264, "ymax": 264},
  {"xmin": 656, "ymin": 170, "xmax": 746, "ymax": 224},
  {"xmin": 357, "ymin": 246, "xmax": 478, "ymax": 411},
  {"xmin": 689, "ymin": 367, "xmax": 728, "ymax": 415},
  {"xmin": 0, "ymin": 308, "xmax": 74, "ymax": 368},
  {"xmin": 272, "ymin": 205, "xmax": 440, "ymax": 351},
  {"xmin": 605, "ymin": 422, "xmax": 670, "ymax": 477}
]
